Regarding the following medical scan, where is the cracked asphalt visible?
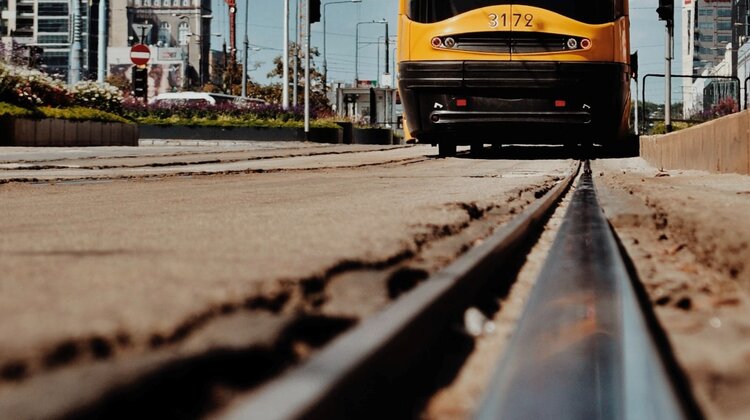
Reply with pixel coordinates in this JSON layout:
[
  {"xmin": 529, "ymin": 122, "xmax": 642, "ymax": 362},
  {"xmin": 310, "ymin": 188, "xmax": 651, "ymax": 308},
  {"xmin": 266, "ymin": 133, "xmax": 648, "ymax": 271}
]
[{"xmin": 0, "ymin": 142, "xmax": 573, "ymax": 418}]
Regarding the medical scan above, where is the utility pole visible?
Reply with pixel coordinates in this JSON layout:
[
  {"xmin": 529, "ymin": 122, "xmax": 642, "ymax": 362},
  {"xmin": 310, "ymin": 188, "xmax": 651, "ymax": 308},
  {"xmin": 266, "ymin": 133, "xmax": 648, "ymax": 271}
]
[
  {"xmin": 657, "ymin": 0, "xmax": 674, "ymax": 132},
  {"xmin": 241, "ymin": 0, "xmax": 249, "ymax": 97},
  {"xmin": 283, "ymin": 0, "xmax": 290, "ymax": 109},
  {"xmin": 293, "ymin": 0, "xmax": 300, "ymax": 106},
  {"xmin": 70, "ymin": 0, "xmax": 82, "ymax": 84},
  {"xmin": 304, "ymin": 0, "xmax": 310, "ymax": 134},
  {"xmin": 97, "ymin": 0, "xmax": 107, "ymax": 84}
]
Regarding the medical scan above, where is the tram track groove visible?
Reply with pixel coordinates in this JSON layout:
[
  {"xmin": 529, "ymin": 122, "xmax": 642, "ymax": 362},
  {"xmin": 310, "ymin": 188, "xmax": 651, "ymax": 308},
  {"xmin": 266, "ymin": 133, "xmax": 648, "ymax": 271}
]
[
  {"xmin": 223, "ymin": 160, "xmax": 701, "ymax": 420},
  {"xmin": 476, "ymin": 161, "xmax": 695, "ymax": 420},
  {"xmin": 222, "ymin": 162, "xmax": 581, "ymax": 419}
]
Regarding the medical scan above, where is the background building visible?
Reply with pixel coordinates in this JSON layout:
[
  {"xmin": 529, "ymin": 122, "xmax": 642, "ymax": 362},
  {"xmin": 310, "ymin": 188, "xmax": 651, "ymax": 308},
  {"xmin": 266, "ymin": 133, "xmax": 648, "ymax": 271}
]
[
  {"xmin": 1, "ymin": 0, "xmax": 213, "ymax": 96},
  {"xmin": 107, "ymin": 0, "xmax": 212, "ymax": 96},
  {"xmin": 682, "ymin": 0, "xmax": 735, "ymax": 116}
]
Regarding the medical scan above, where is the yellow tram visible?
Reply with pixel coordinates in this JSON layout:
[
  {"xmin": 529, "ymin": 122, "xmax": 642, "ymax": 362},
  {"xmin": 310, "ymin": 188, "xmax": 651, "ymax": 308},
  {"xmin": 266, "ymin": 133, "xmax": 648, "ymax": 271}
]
[{"xmin": 397, "ymin": 0, "xmax": 632, "ymax": 156}]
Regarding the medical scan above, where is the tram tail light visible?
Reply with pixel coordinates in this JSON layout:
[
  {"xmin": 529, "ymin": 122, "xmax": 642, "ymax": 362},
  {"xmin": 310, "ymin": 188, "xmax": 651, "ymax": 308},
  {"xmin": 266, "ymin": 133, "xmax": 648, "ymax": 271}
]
[
  {"xmin": 456, "ymin": 98, "xmax": 467, "ymax": 107},
  {"xmin": 580, "ymin": 38, "xmax": 592, "ymax": 49},
  {"xmin": 554, "ymin": 100, "xmax": 566, "ymax": 108},
  {"xmin": 431, "ymin": 37, "xmax": 443, "ymax": 48}
]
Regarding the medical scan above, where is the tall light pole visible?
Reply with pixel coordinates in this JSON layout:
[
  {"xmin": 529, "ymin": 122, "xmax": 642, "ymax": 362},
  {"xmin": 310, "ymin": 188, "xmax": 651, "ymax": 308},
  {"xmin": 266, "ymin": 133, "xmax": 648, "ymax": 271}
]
[
  {"xmin": 283, "ymin": 0, "xmax": 290, "ymax": 109},
  {"xmin": 69, "ymin": 0, "xmax": 82, "ymax": 84},
  {"xmin": 304, "ymin": 0, "xmax": 310, "ymax": 134},
  {"xmin": 293, "ymin": 0, "xmax": 300, "ymax": 106},
  {"xmin": 355, "ymin": 19, "xmax": 386, "ymax": 86},
  {"xmin": 97, "ymin": 0, "xmax": 107, "ymax": 84},
  {"xmin": 323, "ymin": 0, "xmax": 361, "ymax": 94},
  {"xmin": 173, "ymin": 13, "xmax": 213, "ymax": 88},
  {"xmin": 242, "ymin": 0, "xmax": 250, "ymax": 97}
]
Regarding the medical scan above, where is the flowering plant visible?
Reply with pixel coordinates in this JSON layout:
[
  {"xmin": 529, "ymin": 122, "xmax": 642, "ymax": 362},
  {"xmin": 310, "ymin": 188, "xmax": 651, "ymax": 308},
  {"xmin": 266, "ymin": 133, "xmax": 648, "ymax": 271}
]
[
  {"xmin": 120, "ymin": 98, "xmax": 308, "ymax": 122},
  {"xmin": 0, "ymin": 63, "xmax": 72, "ymax": 107},
  {"xmin": 71, "ymin": 80, "xmax": 124, "ymax": 113}
]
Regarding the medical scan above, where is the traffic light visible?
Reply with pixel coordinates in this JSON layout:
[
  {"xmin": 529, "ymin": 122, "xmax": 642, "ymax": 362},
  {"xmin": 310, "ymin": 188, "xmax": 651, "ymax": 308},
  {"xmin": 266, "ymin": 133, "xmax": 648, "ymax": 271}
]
[
  {"xmin": 310, "ymin": 0, "xmax": 321, "ymax": 23},
  {"xmin": 657, "ymin": 0, "xmax": 674, "ymax": 26},
  {"xmin": 29, "ymin": 46, "xmax": 44, "ymax": 68},
  {"xmin": 132, "ymin": 66, "xmax": 148, "ymax": 100}
]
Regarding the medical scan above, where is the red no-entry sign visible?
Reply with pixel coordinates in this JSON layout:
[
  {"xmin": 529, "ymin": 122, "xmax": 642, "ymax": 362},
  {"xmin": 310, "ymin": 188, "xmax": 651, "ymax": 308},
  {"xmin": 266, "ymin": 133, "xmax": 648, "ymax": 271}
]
[{"xmin": 130, "ymin": 44, "xmax": 151, "ymax": 66}]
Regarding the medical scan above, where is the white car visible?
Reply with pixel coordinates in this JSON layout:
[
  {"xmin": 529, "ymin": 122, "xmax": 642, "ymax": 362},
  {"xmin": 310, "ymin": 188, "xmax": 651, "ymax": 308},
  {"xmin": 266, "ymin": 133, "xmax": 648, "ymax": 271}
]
[{"xmin": 149, "ymin": 92, "xmax": 268, "ymax": 107}]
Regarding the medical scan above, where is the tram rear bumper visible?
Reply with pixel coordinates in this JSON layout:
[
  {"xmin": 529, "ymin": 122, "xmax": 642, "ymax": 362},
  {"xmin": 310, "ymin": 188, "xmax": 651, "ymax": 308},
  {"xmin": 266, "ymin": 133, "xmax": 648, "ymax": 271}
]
[{"xmin": 398, "ymin": 60, "xmax": 629, "ymax": 144}]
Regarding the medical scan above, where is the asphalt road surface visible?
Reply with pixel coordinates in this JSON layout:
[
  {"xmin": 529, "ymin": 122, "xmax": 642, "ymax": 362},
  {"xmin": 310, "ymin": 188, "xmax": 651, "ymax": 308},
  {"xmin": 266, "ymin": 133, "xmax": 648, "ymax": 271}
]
[{"xmin": 0, "ymin": 142, "xmax": 573, "ymax": 418}]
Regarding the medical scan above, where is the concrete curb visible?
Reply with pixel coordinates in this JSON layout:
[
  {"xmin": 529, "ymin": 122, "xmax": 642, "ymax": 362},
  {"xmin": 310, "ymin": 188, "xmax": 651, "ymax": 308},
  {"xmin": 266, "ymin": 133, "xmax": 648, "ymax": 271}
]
[
  {"xmin": 138, "ymin": 125, "xmax": 344, "ymax": 144},
  {"xmin": 641, "ymin": 110, "xmax": 750, "ymax": 175},
  {"xmin": 0, "ymin": 117, "xmax": 139, "ymax": 147}
]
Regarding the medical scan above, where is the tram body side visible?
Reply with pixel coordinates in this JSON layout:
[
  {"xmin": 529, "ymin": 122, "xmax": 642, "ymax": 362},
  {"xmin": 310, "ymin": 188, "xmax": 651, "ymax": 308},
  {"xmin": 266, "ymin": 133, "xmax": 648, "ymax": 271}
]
[{"xmin": 396, "ymin": 1, "xmax": 632, "ymax": 151}]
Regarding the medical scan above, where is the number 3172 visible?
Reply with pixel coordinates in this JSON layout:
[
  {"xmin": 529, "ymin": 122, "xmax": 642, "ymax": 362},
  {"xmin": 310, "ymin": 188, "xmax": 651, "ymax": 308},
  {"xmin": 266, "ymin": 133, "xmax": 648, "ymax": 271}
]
[{"xmin": 489, "ymin": 13, "xmax": 533, "ymax": 28}]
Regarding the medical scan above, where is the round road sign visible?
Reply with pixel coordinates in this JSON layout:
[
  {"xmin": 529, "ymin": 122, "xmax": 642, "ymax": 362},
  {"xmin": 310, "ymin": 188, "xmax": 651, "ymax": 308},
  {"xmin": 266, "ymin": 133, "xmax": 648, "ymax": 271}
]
[{"xmin": 130, "ymin": 44, "xmax": 151, "ymax": 66}]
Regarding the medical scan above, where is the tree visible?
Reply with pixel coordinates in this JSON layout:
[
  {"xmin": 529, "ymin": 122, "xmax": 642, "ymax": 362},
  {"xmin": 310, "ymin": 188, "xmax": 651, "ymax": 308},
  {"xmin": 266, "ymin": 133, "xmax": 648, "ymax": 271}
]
[{"xmin": 266, "ymin": 42, "xmax": 331, "ymax": 114}]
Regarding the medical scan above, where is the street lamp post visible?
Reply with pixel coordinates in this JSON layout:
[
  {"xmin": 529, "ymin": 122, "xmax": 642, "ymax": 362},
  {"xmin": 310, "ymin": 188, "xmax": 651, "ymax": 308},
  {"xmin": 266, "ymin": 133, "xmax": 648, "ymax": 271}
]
[
  {"xmin": 173, "ymin": 13, "xmax": 213, "ymax": 88},
  {"xmin": 283, "ymin": 0, "xmax": 290, "ymax": 109},
  {"xmin": 355, "ymin": 19, "xmax": 387, "ymax": 86},
  {"xmin": 242, "ymin": 0, "xmax": 250, "ymax": 97},
  {"xmin": 323, "ymin": 0, "xmax": 361, "ymax": 94},
  {"xmin": 176, "ymin": 16, "xmax": 191, "ymax": 89}
]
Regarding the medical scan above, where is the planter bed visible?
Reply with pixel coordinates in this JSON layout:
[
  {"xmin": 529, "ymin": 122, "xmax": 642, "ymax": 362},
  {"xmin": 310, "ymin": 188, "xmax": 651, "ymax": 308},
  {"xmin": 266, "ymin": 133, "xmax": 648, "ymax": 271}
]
[
  {"xmin": 353, "ymin": 127, "xmax": 394, "ymax": 145},
  {"xmin": 0, "ymin": 117, "xmax": 138, "ymax": 147},
  {"xmin": 139, "ymin": 125, "xmax": 343, "ymax": 144}
]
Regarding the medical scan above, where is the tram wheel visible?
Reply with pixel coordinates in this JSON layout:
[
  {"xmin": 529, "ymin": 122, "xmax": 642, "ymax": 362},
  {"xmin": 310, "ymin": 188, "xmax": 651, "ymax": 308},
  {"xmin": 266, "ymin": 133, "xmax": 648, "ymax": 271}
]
[{"xmin": 438, "ymin": 142, "xmax": 457, "ymax": 157}]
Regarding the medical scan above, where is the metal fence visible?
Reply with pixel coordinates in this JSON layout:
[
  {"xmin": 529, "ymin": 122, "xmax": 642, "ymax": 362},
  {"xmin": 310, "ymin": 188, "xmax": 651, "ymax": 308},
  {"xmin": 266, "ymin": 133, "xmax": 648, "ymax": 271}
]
[{"xmin": 641, "ymin": 74, "xmax": 741, "ymax": 134}]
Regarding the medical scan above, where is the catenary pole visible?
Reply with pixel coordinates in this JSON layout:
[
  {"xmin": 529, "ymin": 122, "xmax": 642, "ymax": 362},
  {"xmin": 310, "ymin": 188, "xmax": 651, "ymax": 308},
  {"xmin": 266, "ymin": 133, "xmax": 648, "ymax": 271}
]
[
  {"xmin": 97, "ymin": 0, "xmax": 107, "ymax": 83},
  {"xmin": 304, "ymin": 0, "xmax": 310, "ymax": 135},
  {"xmin": 70, "ymin": 0, "xmax": 82, "ymax": 84},
  {"xmin": 293, "ymin": 0, "xmax": 299, "ymax": 106},
  {"xmin": 665, "ymin": 22, "xmax": 673, "ymax": 132},
  {"xmin": 282, "ymin": 0, "xmax": 290, "ymax": 109},
  {"xmin": 241, "ymin": 0, "xmax": 249, "ymax": 97}
]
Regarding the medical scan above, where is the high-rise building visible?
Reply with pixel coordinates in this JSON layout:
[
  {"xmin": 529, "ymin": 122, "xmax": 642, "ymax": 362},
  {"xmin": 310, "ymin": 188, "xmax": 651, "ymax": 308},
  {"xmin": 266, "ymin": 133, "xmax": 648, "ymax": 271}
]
[
  {"xmin": 0, "ymin": 0, "xmax": 102, "ymax": 80},
  {"xmin": 1, "ymin": 0, "xmax": 212, "ymax": 94},
  {"xmin": 682, "ymin": 0, "xmax": 733, "ymax": 76},
  {"xmin": 682, "ymin": 0, "xmax": 734, "ymax": 116}
]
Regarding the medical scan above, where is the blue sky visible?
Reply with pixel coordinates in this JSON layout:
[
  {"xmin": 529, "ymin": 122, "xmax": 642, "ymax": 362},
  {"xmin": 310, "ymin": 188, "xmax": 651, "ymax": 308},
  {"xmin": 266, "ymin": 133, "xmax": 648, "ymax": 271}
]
[{"xmin": 212, "ymin": 0, "xmax": 677, "ymax": 102}]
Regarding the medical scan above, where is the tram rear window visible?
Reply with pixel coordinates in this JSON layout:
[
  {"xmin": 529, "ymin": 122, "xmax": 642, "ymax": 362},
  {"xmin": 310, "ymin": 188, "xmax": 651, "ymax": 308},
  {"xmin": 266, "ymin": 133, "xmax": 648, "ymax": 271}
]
[{"xmin": 408, "ymin": 0, "xmax": 616, "ymax": 25}]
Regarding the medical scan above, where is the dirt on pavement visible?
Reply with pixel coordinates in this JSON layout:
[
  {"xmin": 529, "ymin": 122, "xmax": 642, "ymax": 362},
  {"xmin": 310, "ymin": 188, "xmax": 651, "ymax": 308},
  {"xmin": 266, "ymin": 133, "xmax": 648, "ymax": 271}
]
[
  {"xmin": 0, "ymin": 144, "xmax": 573, "ymax": 418},
  {"xmin": 593, "ymin": 158, "xmax": 750, "ymax": 420}
]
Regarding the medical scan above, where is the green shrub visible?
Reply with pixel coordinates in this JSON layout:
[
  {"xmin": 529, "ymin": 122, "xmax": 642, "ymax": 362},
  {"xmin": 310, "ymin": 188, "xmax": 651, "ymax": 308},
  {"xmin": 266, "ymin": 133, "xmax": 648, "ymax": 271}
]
[
  {"xmin": 0, "ymin": 101, "xmax": 35, "ymax": 118},
  {"xmin": 38, "ymin": 106, "xmax": 132, "ymax": 124},
  {"xmin": 135, "ymin": 114, "xmax": 339, "ymax": 129}
]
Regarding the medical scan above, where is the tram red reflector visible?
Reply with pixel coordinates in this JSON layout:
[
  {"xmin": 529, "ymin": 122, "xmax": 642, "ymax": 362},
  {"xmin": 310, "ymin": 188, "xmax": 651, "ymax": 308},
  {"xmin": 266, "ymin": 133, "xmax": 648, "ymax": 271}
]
[
  {"xmin": 456, "ymin": 98, "xmax": 467, "ymax": 107},
  {"xmin": 554, "ymin": 100, "xmax": 566, "ymax": 108}
]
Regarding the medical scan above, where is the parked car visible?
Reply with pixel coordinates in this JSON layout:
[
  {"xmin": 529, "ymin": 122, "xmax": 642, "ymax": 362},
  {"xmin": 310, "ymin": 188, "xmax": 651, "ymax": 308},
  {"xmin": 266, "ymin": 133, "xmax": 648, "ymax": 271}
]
[{"xmin": 149, "ymin": 92, "xmax": 268, "ymax": 107}]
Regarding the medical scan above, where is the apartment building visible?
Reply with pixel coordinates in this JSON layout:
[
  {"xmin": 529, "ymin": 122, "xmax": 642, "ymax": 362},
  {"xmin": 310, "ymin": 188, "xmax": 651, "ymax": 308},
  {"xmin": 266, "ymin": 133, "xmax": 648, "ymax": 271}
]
[
  {"xmin": 1, "ymin": 0, "xmax": 212, "ymax": 95},
  {"xmin": 681, "ymin": 0, "xmax": 736, "ymax": 116}
]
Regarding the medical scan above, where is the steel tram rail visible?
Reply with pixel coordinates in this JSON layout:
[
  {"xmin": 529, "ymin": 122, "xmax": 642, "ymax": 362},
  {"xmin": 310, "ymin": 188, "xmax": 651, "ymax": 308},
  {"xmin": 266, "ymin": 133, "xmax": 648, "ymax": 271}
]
[
  {"xmin": 223, "ymin": 162, "xmax": 580, "ymax": 420},
  {"xmin": 224, "ymin": 160, "xmax": 695, "ymax": 419},
  {"xmin": 477, "ymin": 161, "xmax": 694, "ymax": 420}
]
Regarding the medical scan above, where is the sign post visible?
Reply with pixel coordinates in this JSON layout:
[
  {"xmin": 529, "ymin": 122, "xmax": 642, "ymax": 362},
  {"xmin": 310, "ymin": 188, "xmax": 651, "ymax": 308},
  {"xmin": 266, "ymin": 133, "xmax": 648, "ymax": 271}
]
[
  {"xmin": 130, "ymin": 44, "xmax": 151, "ymax": 101},
  {"xmin": 130, "ymin": 44, "xmax": 151, "ymax": 66}
]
